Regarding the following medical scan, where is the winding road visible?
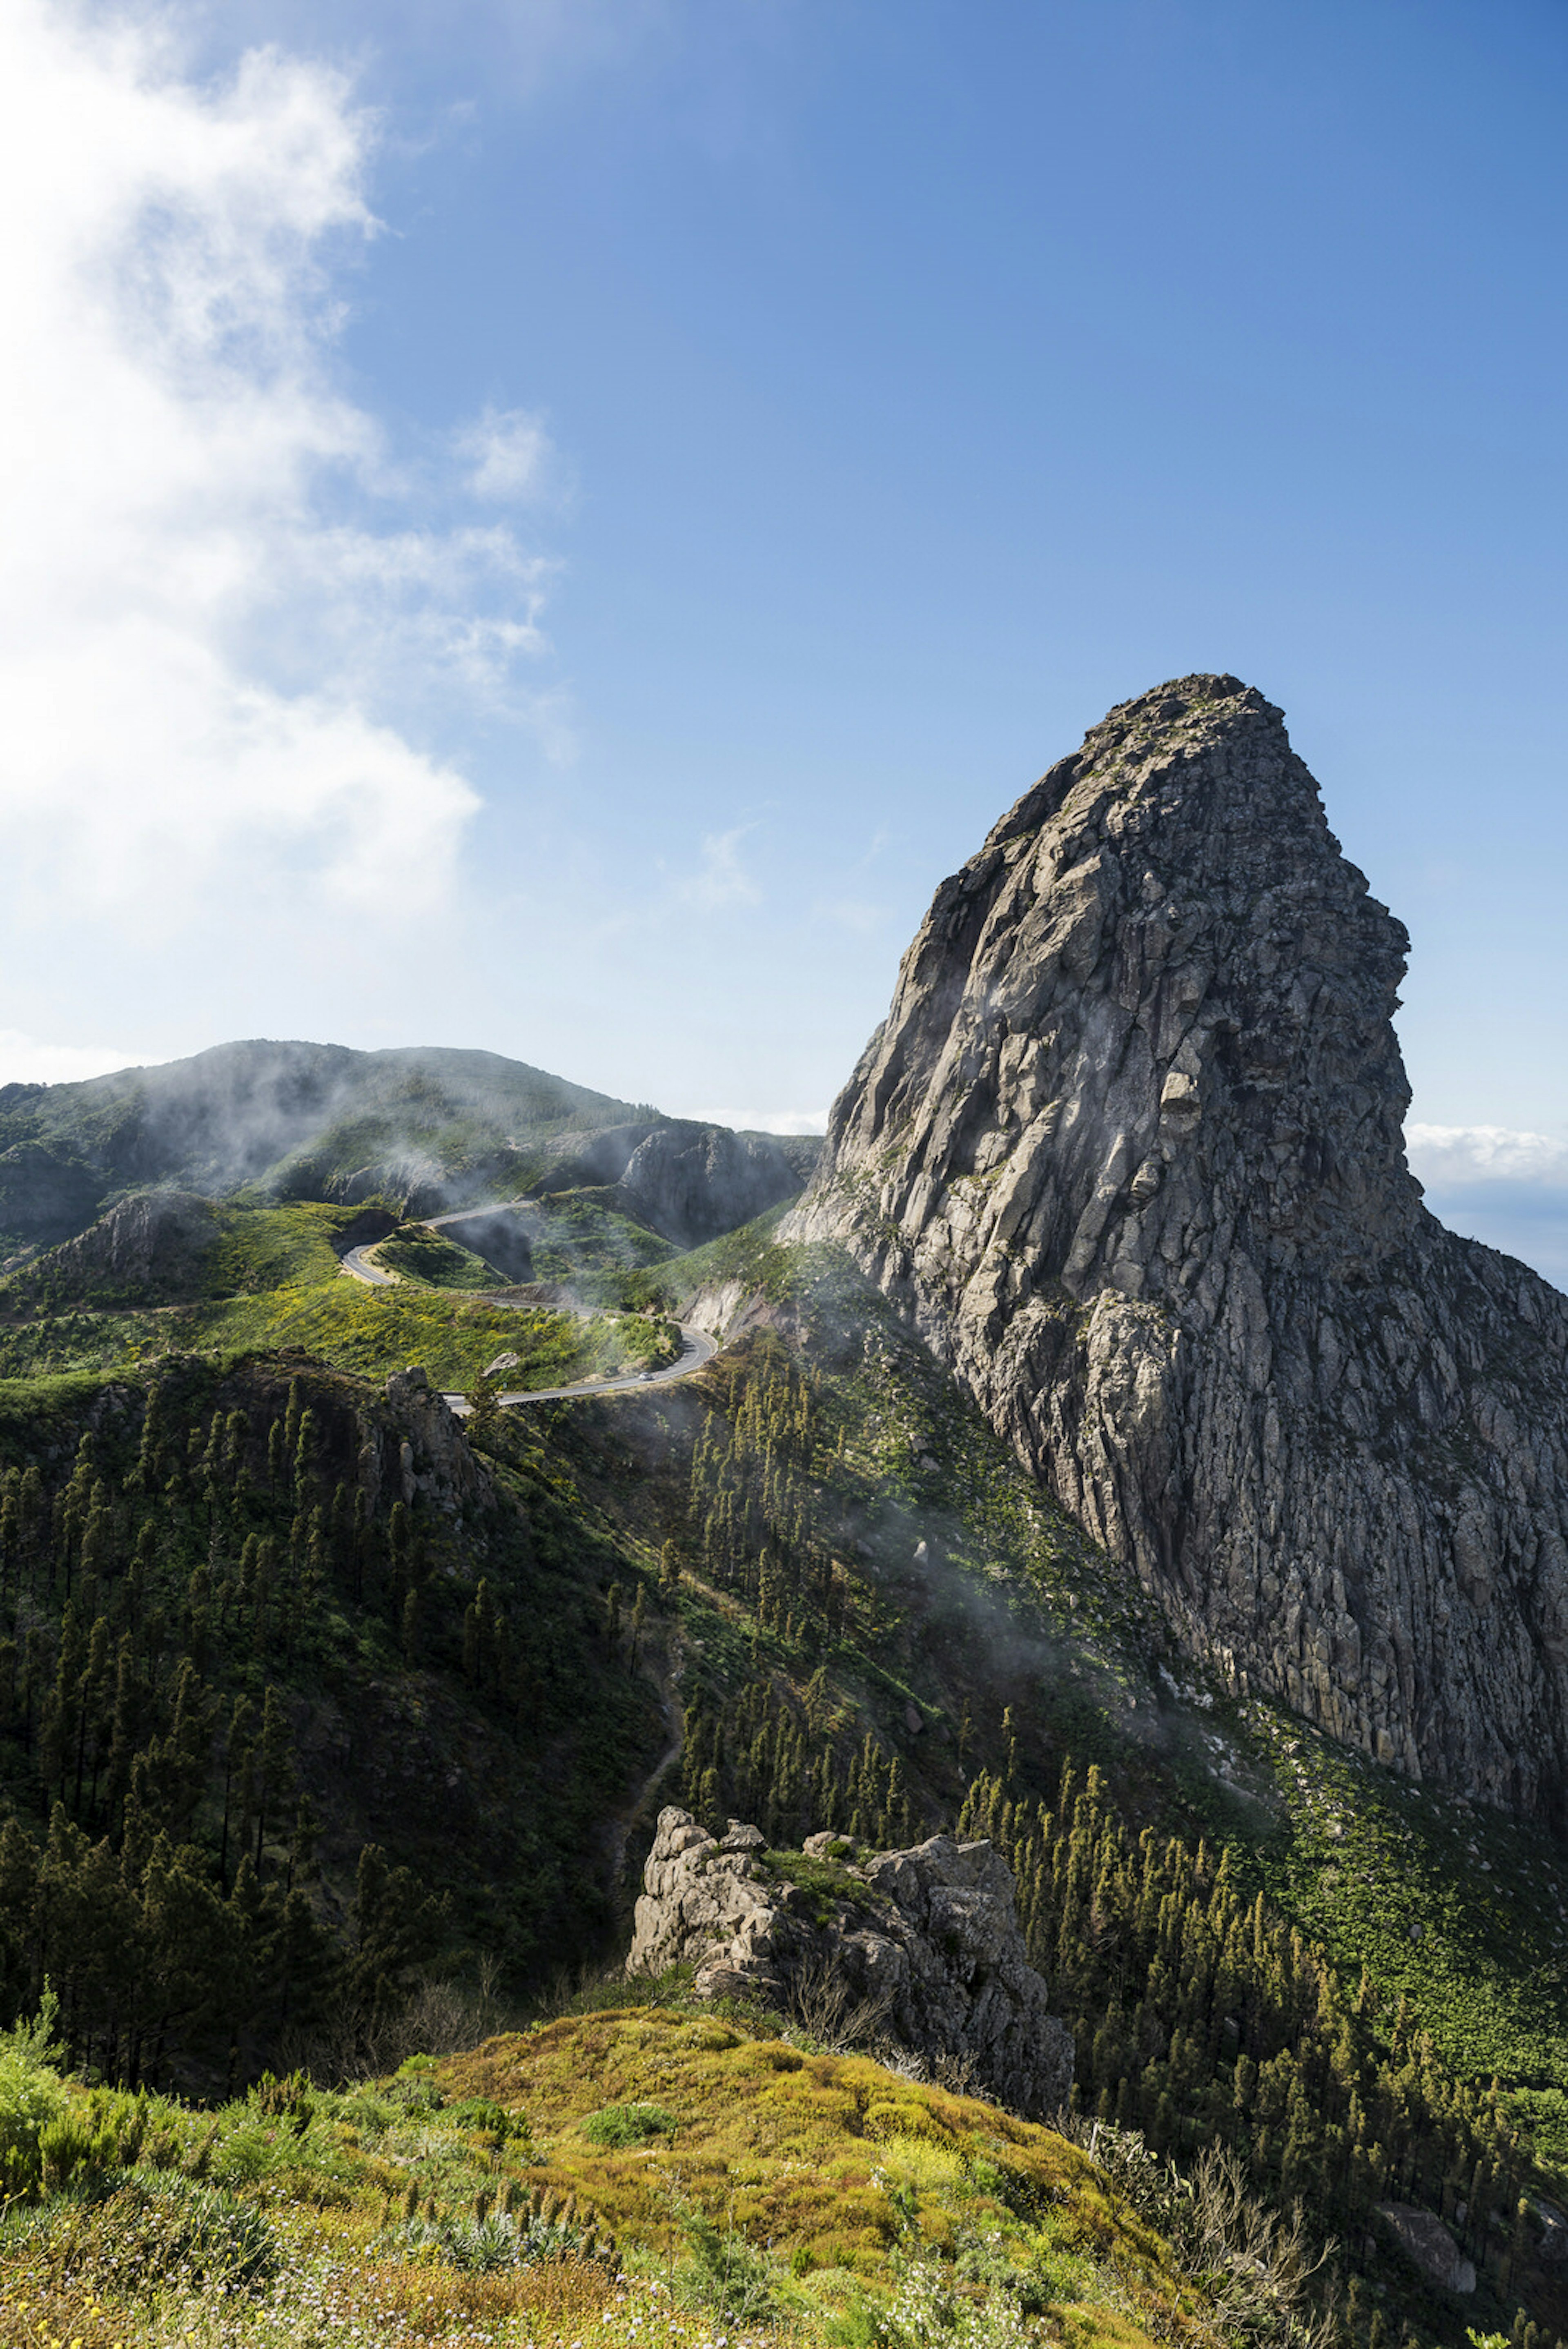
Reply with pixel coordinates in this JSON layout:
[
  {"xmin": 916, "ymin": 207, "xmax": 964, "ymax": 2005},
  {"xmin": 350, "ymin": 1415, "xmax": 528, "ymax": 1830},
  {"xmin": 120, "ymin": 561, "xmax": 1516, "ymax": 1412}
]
[
  {"xmin": 341, "ymin": 1241, "xmax": 396, "ymax": 1286},
  {"xmin": 337, "ymin": 1221, "xmax": 717, "ymax": 1408},
  {"xmin": 469, "ymin": 1320, "xmax": 716, "ymax": 1412}
]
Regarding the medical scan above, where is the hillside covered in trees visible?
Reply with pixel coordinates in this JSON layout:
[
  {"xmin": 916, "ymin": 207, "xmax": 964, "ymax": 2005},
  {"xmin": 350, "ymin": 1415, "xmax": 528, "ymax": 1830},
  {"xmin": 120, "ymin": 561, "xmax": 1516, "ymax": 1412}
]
[{"xmin": 0, "ymin": 1195, "xmax": 1566, "ymax": 2349}]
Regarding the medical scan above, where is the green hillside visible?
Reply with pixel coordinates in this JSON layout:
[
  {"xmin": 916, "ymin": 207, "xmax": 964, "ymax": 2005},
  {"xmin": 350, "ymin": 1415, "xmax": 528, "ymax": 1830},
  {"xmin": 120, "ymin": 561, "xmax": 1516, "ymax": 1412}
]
[
  {"xmin": 0, "ymin": 1991, "xmax": 1254, "ymax": 2349},
  {"xmin": 0, "ymin": 1039, "xmax": 657, "ymax": 1255},
  {"xmin": 0, "ymin": 1201, "xmax": 1562, "ymax": 2349}
]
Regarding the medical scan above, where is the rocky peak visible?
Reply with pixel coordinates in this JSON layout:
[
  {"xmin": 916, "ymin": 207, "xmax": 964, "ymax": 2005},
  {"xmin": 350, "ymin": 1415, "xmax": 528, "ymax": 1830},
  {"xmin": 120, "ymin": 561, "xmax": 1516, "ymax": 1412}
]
[{"xmin": 788, "ymin": 677, "xmax": 1568, "ymax": 1817}]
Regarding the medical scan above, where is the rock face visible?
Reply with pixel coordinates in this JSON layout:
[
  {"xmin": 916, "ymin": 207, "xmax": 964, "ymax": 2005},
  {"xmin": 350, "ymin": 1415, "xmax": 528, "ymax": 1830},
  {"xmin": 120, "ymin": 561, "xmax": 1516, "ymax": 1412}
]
[
  {"xmin": 372, "ymin": 1367, "xmax": 493, "ymax": 1516},
  {"xmin": 30, "ymin": 1190, "xmax": 220, "ymax": 1291},
  {"xmin": 786, "ymin": 675, "xmax": 1568, "ymax": 1817},
  {"xmin": 620, "ymin": 1123, "xmax": 804, "ymax": 1249},
  {"xmin": 1375, "ymin": 2205, "xmax": 1475, "ymax": 2293},
  {"xmin": 627, "ymin": 1807, "xmax": 1074, "ymax": 2118}
]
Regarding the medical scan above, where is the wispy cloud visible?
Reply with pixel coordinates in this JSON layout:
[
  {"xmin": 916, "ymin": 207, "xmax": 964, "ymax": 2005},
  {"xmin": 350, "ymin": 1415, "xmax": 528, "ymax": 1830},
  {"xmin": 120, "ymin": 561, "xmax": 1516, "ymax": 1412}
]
[
  {"xmin": 1407, "ymin": 1124, "xmax": 1568, "ymax": 1291},
  {"xmin": 455, "ymin": 405, "xmax": 558, "ymax": 504},
  {"xmin": 0, "ymin": 2, "xmax": 560, "ymax": 949},
  {"xmin": 676, "ymin": 827, "xmax": 762, "ymax": 912},
  {"xmin": 693, "ymin": 1109, "xmax": 829, "ymax": 1136},
  {"xmin": 1406, "ymin": 1124, "xmax": 1568, "ymax": 1185}
]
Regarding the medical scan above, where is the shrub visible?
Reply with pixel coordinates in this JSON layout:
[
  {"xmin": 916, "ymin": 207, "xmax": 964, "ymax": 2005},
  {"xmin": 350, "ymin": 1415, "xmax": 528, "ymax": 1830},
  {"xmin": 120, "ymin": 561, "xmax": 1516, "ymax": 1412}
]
[
  {"xmin": 445, "ymin": 2095, "xmax": 530, "ymax": 2141},
  {"xmin": 391, "ymin": 2209, "xmax": 588, "ymax": 2271},
  {"xmin": 0, "ymin": 1987, "xmax": 66, "ymax": 2196},
  {"xmin": 249, "ymin": 2069, "xmax": 314, "ymax": 2130},
  {"xmin": 33, "ymin": 2175, "xmax": 277, "ymax": 2294},
  {"xmin": 671, "ymin": 2193, "xmax": 778, "ymax": 2325},
  {"xmin": 38, "ymin": 2111, "xmax": 118, "ymax": 2194},
  {"xmin": 580, "ymin": 2101, "xmax": 678, "ymax": 2147}
]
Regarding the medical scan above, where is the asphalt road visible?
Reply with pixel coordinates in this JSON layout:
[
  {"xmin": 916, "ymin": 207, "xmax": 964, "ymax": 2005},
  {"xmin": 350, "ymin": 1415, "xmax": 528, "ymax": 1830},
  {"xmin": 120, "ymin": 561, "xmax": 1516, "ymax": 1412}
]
[
  {"xmin": 341, "ymin": 1242, "xmax": 396, "ymax": 1286},
  {"xmin": 337, "ymin": 1218, "xmax": 718, "ymax": 1408},
  {"xmin": 443, "ymin": 1321, "xmax": 716, "ymax": 1414}
]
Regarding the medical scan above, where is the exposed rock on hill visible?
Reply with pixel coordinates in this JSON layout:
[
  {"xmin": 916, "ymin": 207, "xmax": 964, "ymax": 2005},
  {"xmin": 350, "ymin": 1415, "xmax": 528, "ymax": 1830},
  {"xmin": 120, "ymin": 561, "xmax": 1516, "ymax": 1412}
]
[
  {"xmin": 373, "ymin": 1366, "xmax": 494, "ymax": 1516},
  {"xmin": 19, "ymin": 1190, "xmax": 220, "ymax": 1292},
  {"xmin": 627, "ymin": 1807, "xmax": 1074, "ymax": 2118},
  {"xmin": 619, "ymin": 1122, "xmax": 804, "ymax": 1249},
  {"xmin": 787, "ymin": 675, "xmax": 1568, "ymax": 1818}
]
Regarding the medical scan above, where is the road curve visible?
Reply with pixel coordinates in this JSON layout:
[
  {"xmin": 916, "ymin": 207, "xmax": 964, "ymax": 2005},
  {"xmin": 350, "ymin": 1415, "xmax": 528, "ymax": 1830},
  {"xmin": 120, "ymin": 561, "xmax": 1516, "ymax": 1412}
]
[
  {"xmin": 443, "ymin": 1321, "xmax": 716, "ymax": 1414},
  {"xmin": 335, "ymin": 1213, "xmax": 719, "ymax": 1406},
  {"xmin": 341, "ymin": 1242, "xmax": 396, "ymax": 1286}
]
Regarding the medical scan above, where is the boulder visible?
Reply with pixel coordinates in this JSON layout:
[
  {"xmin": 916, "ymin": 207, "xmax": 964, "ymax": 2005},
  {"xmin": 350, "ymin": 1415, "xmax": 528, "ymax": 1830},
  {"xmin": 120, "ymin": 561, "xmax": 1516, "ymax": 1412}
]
[
  {"xmin": 1375, "ymin": 2204, "xmax": 1475, "ymax": 2293},
  {"xmin": 626, "ymin": 1806, "xmax": 1073, "ymax": 2118}
]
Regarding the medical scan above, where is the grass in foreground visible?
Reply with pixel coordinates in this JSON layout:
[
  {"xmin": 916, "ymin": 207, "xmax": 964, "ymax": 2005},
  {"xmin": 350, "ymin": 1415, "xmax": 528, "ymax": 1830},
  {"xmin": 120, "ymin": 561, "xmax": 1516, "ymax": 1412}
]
[{"xmin": 0, "ymin": 2003, "xmax": 1209, "ymax": 2349}]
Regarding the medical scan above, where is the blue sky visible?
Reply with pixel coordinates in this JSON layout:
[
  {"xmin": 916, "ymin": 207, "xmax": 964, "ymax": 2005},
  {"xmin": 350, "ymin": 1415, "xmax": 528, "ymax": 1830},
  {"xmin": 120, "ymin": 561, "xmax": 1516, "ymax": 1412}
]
[{"xmin": 2, "ymin": 0, "xmax": 1567, "ymax": 1274}]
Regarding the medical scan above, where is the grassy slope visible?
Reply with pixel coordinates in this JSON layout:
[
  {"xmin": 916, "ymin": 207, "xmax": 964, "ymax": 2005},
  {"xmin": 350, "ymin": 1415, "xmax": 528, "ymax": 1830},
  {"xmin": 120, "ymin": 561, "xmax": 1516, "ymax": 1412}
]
[
  {"xmin": 0, "ymin": 1202, "xmax": 671, "ymax": 1394},
  {"xmin": 371, "ymin": 1229, "xmax": 502, "ymax": 1291},
  {"xmin": 0, "ymin": 2005, "xmax": 1201, "ymax": 2349}
]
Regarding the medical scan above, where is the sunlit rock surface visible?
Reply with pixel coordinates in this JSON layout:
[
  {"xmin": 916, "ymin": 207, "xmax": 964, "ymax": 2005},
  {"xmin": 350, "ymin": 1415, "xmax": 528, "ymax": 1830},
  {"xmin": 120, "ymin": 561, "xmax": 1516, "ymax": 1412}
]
[{"xmin": 787, "ymin": 675, "xmax": 1568, "ymax": 1818}]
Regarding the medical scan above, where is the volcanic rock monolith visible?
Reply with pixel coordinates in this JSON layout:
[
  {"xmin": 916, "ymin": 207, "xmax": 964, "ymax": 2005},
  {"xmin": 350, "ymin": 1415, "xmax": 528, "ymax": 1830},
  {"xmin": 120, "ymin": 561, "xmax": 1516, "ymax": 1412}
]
[{"xmin": 787, "ymin": 675, "xmax": 1568, "ymax": 1817}]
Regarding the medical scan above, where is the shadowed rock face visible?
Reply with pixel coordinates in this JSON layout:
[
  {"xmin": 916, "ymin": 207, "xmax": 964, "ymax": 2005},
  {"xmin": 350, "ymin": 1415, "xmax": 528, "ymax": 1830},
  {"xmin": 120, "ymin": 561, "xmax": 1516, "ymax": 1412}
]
[{"xmin": 787, "ymin": 675, "xmax": 1568, "ymax": 1817}]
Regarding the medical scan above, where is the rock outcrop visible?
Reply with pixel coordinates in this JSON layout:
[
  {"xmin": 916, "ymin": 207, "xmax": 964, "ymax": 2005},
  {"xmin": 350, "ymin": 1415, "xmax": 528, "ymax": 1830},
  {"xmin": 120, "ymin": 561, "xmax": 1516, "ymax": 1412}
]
[
  {"xmin": 620, "ymin": 1122, "xmax": 804, "ymax": 1249},
  {"xmin": 24, "ymin": 1190, "xmax": 220, "ymax": 1292},
  {"xmin": 627, "ymin": 1807, "xmax": 1074, "ymax": 2118},
  {"xmin": 369, "ymin": 1367, "xmax": 493, "ymax": 1516},
  {"xmin": 1375, "ymin": 2205, "xmax": 1475, "ymax": 2294},
  {"xmin": 786, "ymin": 675, "xmax": 1568, "ymax": 1817}
]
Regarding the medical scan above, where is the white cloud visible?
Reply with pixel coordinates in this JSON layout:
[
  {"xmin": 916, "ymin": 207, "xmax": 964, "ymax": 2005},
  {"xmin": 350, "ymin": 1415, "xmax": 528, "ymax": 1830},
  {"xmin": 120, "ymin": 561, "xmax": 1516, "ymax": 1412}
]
[
  {"xmin": 0, "ymin": 1031, "xmax": 143, "ymax": 1086},
  {"xmin": 0, "ymin": 2, "xmax": 554, "ymax": 947},
  {"xmin": 676, "ymin": 827, "xmax": 762, "ymax": 912},
  {"xmin": 1406, "ymin": 1124, "xmax": 1568, "ymax": 1185},
  {"xmin": 1407, "ymin": 1124, "xmax": 1568, "ymax": 1291},
  {"xmin": 457, "ymin": 405, "xmax": 556, "ymax": 503},
  {"xmin": 693, "ymin": 1109, "xmax": 829, "ymax": 1136}
]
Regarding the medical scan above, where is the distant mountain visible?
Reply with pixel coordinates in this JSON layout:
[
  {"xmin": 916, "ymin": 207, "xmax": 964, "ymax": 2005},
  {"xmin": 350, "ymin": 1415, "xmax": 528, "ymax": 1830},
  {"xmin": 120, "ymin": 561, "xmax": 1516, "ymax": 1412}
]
[{"xmin": 0, "ymin": 1039, "xmax": 817, "ymax": 1258}]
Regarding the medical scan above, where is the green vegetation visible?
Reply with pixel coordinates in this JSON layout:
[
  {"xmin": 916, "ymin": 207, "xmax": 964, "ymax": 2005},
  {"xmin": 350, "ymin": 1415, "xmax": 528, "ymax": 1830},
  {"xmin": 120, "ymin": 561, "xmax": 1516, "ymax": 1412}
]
[
  {"xmin": 0, "ymin": 1999, "xmax": 1222, "ymax": 2349},
  {"xmin": 528, "ymin": 1192, "xmax": 681, "ymax": 1309},
  {"xmin": 203, "ymin": 1201, "xmax": 359, "ymax": 1295},
  {"xmin": 0, "ymin": 1351, "xmax": 669, "ymax": 2086},
  {"xmin": 528, "ymin": 1266, "xmax": 1568, "ymax": 2349},
  {"xmin": 0, "ymin": 1182, "xmax": 1566, "ymax": 2349},
  {"xmin": 0, "ymin": 1038, "xmax": 656, "ymax": 1253},
  {"xmin": 371, "ymin": 1228, "xmax": 502, "ymax": 1291},
  {"xmin": 578, "ymin": 2097, "xmax": 679, "ymax": 2146},
  {"xmin": 0, "ymin": 1201, "xmax": 670, "ymax": 1391}
]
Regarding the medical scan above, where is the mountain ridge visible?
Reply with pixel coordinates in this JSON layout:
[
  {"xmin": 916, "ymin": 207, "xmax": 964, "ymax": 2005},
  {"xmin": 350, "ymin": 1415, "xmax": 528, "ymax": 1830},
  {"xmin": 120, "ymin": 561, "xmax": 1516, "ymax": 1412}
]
[{"xmin": 0, "ymin": 1038, "xmax": 815, "ymax": 1259}]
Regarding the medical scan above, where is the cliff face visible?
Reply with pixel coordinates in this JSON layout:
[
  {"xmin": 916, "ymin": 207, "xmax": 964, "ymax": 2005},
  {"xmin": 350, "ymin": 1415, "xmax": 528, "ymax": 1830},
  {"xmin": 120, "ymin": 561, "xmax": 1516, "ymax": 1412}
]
[{"xmin": 788, "ymin": 675, "xmax": 1568, "ymax": 1816}]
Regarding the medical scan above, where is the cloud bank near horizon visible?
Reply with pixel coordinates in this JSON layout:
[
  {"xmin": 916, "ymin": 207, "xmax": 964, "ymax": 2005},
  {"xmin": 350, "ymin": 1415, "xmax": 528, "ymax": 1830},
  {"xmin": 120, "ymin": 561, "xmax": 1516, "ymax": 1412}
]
[{"xmin": 1406, "ymin": 1123, "xmax": 1568, "ymax": 1287}]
